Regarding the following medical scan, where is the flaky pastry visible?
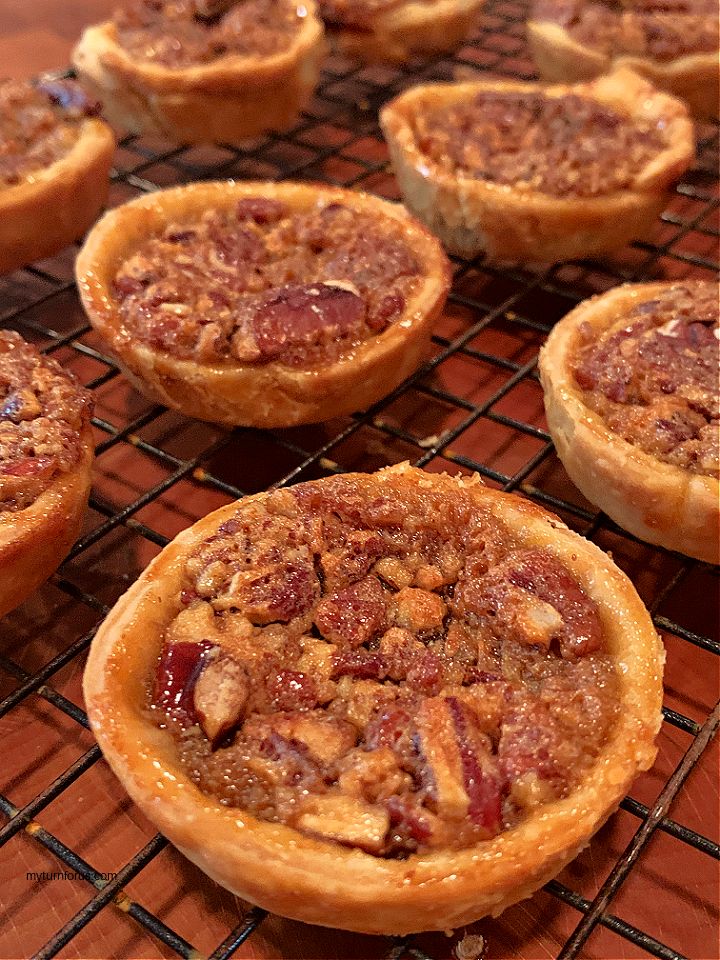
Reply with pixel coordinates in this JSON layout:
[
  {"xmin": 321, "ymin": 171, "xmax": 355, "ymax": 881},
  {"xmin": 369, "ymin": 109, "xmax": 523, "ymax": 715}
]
[
  {"xmin": 0, "ymin": 78, "xmax": 114, "ymax": 276},
  {"xmin": 72, "ymin": 0, "xmax": 326, "ymax": 143},
  {"xmin": 75, "ymin": 180, "xmax": 450, "ymax": 427},
  {"xmin": 0, "ymin": 333, "xmax": 94, "ymax": 619},
  {"xmin": 380, "ymin": 68, "xmax": 694, "ymax": 262},
  {"xmin": 527, "ymin": 0, "xmax": 720, "ymax": 120},
  {"xmin": 540, "ymin": 281, "xmax": 720, "ymax": 564},
  {"xmin": 84, "ymin": 463, "xmax": 663, "ymax": 934},
  {"xmin": 319, "ymin": 0, "xmax": 484, "ymax": 63}
]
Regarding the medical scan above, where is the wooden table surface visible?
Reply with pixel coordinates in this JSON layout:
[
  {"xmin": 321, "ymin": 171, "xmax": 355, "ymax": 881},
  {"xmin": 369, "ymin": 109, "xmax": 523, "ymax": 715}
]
[
  {"xmin": 0, "ymin": 2, "xmax": 718, "ymax": 959},
  {"xmin": 0, "ymin": 0, "xmax": 116, "ymax": 78}
]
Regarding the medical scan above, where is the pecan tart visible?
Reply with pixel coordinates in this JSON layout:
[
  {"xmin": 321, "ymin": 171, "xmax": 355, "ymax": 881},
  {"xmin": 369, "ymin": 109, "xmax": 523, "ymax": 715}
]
[
  {"xmin": 83, "ymin": 464, "xmax": 663, "ymax": 933},
  {"xmin": 528, "ymin": 0, "xmax": 720, "ymax": 120},
  {"xmin": 75, "ymin": 180, "xmax": 450, "ymax": 427},
  {"xmin": 71, "ymin": 0, "xmax": 326, "ymax": 143},
  {"xmin": 540, "ymin": 281, "xmax": 720, "ymax": 564},
  {"xmin": 319, "ymin": 0, "xmax": 485, "ymax": 63},
  {"xmin": 0, "ymin": 333, "xmax": 94, "ymax": 618},
  {"xmin": 0, "ymin": 78, "xmax": 114, "ymax": 276},
  {"xmin": 380, "ymin": 68, "xmax": 694, "ymax": 262}
]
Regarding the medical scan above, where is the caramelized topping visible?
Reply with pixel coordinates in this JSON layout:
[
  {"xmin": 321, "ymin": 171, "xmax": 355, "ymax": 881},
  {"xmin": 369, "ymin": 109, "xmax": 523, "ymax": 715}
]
[
  {"xmin": 113, "ymin": 199, "xmax": 421, "ymax": 367},
  {"xmin": 533, "ymin": 0, "xmax": 719, "ymax": 60},
  {"xmin": 0, "ymin": 332, "xmax": 92, "ymax": 512},
  {"xmin": 574, "ymin": 282, "xmax": 719, "ymax": 476},
  {"xmin": 150, "ymin": 472, "xmax": 619, "ymax": 857},
  {"xmin": 0, "ymin": 78, "xmax": 99, "ymax": 187},
  {"xmin": 411, "ymin": 90, "xmax": 666, "ymax": 197},
  {"xmin": 113, "ymin": 0, "xmax": 305, "ymax": 67}
]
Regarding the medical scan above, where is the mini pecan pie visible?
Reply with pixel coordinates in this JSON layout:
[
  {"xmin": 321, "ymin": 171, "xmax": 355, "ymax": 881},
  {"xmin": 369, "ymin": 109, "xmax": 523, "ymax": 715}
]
[
  {"xmin": 75, "ymin": 180, "xmax": 450, "ymax": 427},
  {"xmin": 380, "ymin": 68, "xmax": 694, "ymax": 262},
  {"xmin": 540, "ymin": 280, "xmax": 719, "ymax": 563},
  {"xmin": 0, "ymin": 78, "xmax": 114, "ymax": 275},
  {"xmin": 84, "ymin": 464, "xmax": 663, "ymax": 933},
  {"xmin": 528, "ymin": 0, "xmax": 720, "ymax": 119},
  {"xmin": 72, "ymin": 0, "xmax": 326, "ymax": 143},
  {"xmin": 0, "ymin": 333, "xmax": 94, "ymax": 618},
  {"xmin": 318, "ymin": 0, "xmax": 484, "ymax": 63}
]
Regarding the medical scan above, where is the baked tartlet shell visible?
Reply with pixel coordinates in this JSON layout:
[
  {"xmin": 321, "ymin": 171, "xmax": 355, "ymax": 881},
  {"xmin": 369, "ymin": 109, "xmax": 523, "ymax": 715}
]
[
  {"xmin": 527, "ymin": 19, "xmax": 720, "ymax": 121},
  {"xmin": 0, "ymin": 424, "xmax": 94, "ymax": 618},
  {"xmin": 75, "ymin": 180, "xmax": 451, "ymax": 428},
  {"xmin": 0, "ymin": 118, "xmax": 114, "ymax": 276},
  {"xmin": 328, "ymin": 0, "xmax": 484, "ymax": 64},
  {"xmin": 83, "ymin": 463, "xmax": 664, "ymax": 934},
  {"xmin": 71, "ymin": 4, "xmax": 326, "ymax": 143},
  {"xmin": 539, "ymin": 283, "xmax": 720, "ymax": 564},
  {"xmin": 380, "ymin": 68, "xmax": 694, "ymax": 262}
]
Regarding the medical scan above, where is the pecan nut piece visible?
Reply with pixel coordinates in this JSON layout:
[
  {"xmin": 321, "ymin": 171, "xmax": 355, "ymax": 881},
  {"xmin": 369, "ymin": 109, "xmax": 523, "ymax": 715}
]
[
  {"xmin": 296, "ymin": 795, "xmax": 391, "ymax": 854},
  {"xmin": 193, "ymin": 652, "xmax": 250, "ymax": 746}
]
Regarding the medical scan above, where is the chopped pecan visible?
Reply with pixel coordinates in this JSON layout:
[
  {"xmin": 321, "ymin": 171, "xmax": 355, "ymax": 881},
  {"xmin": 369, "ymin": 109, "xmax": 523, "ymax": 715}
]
[
  {"xmin": 337, "ymin": 746, "xmax": 411, "ymax": 803},
  {"xmin": 212, "ymin": 560, "xmax": 318, "ymax": 624},
  {"xmin": 35, "ymin": 77, "xmax": 100, "ymax": 116},
  {"xmin": 270, "ymin": 712, "xmax": 357, "ymax": 766},
  {"xmin": 251, "ymin": 283, "xmax": 366, "ymax": 361},
  {"xmin": 319, "ymin": 530, "xmax": 386, "ymax": 590},
  {"xmin": 1, "ymin": 388, "xmax": 42, "ymax": 422},
  {"xmin": 315, "ymin": 576, "xmax": 387, "ymax": 647},
  {"xmin": 153, "ymin": 640, "xmax": 216, "ymax": 720},
  {"xmin": 416, "ymin": 697, "xmax": 469, "ymax": 820},
  {"xmin": 457, "ymin": 549, "xmax": 602, "ymax": 658},
  {"xmin": 193, "ymin": 652, "xmax": 250, "ymax": 746},
  {"xmin": 416, "ymin": 696, "xmax": 503, "ymax": 834},
  {"xmin": 378, "ymin": 627, "xmax": 425, "ymax": 680},
  {"xmin": 296, "ymin": 794, "xmax": 390, "ymax": 854},
  {"xmin": 499, "ymin": 698, "xmax": 568, "ymax": 807},
  {"xmin": 264, "ymin": 669, "xmax": 319, "ymax": 711},
  {"xmin": 333, "ymin": 678, "xmax": 398, "ymax": 730},
  {"xmin": 235, "ymin": 197, "xmax": 287, "ymax": 224},
  {"xmin": 385, "ymin": 795, "xmax": 433, "ymax": 845},
  {"xmin": 394, "ymin": 587, "xmax": 447, "ymax": 633},
  {"xmin": 374, "ymin": 556, "xmax": 414, "ymax": 590},
  {"xmin": 331, "ymin": 649, "xmax": 386, "ymax": 680}
]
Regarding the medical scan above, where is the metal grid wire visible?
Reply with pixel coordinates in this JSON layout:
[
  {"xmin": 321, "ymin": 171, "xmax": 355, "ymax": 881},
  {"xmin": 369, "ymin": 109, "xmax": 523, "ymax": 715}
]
[{"xmin": 1, "ymin": 0, "xmax": 719, "ymax": 957}]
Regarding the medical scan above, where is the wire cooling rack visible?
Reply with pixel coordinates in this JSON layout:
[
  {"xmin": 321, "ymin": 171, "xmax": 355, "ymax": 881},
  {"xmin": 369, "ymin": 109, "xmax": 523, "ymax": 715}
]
[{"xmin": 1, "ymin": 1, "xmax": 718, "ymax": 957}]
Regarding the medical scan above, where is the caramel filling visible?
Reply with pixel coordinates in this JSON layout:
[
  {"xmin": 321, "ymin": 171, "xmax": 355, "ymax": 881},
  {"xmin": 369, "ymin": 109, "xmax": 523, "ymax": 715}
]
[
  {"xmin": 411, "ymin": 90, "xmax": 667, "ymax": 198},
  {"xmin": 0, "ymin": 79, "xmax": 98, "ymax": 187},
  {"xmin": 113, "ymin": 0, "xmax": 304, "ymax": 67},
  {"xmin": 0, "ymin": 332, "xmax": 92, "ymax": 512},
  {"xmin": 150, "ymin": 474, "xmax": 619, "ymax": 857},
  {"xmin": 574, "ymin": 281, "xmax": 720, "ymax": 476},
  {"xmin": 113, "ymin": 198, "xmax": 421, "ymax": 367},
  {"xmin": 533, "ymin": 0, "xmax": 719, "ymax": 60}
]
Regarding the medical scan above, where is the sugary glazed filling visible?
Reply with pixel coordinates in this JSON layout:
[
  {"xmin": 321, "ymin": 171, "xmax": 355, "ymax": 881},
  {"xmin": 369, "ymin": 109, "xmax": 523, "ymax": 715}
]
[
  {"xmin": 411, "ymin": 90, "xmax": 666, "ymax": 197},
  {"xmin": 533, "ymin": 0, "xmax": 719, "ymax": 60},
  {"xmin": 574, "ymin": 281, "xmax": 720, "ymax": 476},
  {"xmin": 113, "ymin": 198, "xmax": 422, "ymax": 367},
  {"xmin": 0, "ymin": 332, "xmax": 92, "ymax": 513},
  {"xmin": 0, "ymin": 79, "xmax": 100, "ymax": 187},
  {"xmin": 150, "ymin": 472, "xmax": 619, "ymax": 858},
  {"xmin": 113, "ymin": 0, "xmax": 305, "ymax": 68},
  {"xmin": 319, "ymin": 0, "xmax": 431, "ymax": 29}
]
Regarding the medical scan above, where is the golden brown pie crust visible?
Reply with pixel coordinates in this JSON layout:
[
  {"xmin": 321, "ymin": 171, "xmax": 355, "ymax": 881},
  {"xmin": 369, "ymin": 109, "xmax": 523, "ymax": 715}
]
[
  {"xmin": 71, "ymin": 3, "xmax": 326, "ymax": 143},
  {"xmin": 380, "ymin": 68, "xmax": 694, "ymax": 263},
  {"xmin": 0, "ymin": 115, "xmax": 113, "ymax": 276},
  {"xmin": 527, "ymin": 17, "xmax": 720, "ymax": 120},
  {"xmin": 75, "ymin": 180, "xmax": 451, "ymax": 428},
  {"xmin": 325, "ymin": 0, "xmax": 485, "ymax": 64},
  {"xmin": 540, "ymin": 283, "xmax": 720, "ymax": 564},
  {"xmin": 83, "ymin": 463, "xmax": 664, "ymax": 934},
  {"xmin": 0, "ymin": 424, "xmax": 94, "ymax": 619}
]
